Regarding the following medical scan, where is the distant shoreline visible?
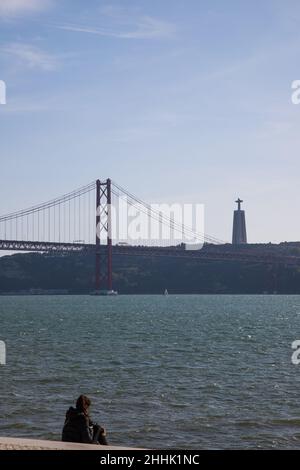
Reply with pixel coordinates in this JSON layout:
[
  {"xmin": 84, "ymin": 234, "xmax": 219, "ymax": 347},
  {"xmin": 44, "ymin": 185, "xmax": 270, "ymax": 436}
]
[{"xmin": 0, "ymin": 292, "xmax": 298, "ymax": 296}]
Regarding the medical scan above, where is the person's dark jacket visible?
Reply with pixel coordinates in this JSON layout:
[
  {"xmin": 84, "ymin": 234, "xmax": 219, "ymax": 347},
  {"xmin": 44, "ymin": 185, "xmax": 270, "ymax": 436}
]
[{"xmin": 62, "ymin": 407, "xmax": 107, "ymax": 445}]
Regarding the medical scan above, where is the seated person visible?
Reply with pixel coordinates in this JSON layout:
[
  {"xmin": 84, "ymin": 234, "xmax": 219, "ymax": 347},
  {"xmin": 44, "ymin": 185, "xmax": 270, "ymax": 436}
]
[{"xmin": 62, "ymin": 395, "xmax": 107, "ymax": 445}]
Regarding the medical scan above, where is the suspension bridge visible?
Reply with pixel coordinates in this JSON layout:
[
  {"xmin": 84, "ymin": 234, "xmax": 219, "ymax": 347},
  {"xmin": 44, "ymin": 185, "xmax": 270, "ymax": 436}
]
[{"xmin": 0, "ymin": 179, "xmax": 299, "ymax": 293}]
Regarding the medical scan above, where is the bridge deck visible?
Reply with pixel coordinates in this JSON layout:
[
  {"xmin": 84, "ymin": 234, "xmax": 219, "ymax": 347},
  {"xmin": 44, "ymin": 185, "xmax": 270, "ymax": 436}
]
[{"xmin": 0, "ymin": 239, "xmax": 299, "ymax": 265}]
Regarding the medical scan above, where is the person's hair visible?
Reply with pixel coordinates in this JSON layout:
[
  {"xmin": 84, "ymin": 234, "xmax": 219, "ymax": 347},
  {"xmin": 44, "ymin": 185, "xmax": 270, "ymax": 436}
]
[{"xmin": 76, "ymin": 395, "xmax": 91, "ymax": 415}]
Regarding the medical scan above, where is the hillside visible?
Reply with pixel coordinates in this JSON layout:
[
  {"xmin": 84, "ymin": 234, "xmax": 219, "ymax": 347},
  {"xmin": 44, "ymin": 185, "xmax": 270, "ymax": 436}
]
[{"xmin": 1, "ymin": 243, "xmax": 300, "ymax": 294}]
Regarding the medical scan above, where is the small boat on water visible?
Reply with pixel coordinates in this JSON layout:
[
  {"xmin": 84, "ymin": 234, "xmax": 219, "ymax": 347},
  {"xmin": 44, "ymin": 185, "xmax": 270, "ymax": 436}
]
[{"xmin": 107, "ymin": 290, "xmax": 118, "ymax": 296}]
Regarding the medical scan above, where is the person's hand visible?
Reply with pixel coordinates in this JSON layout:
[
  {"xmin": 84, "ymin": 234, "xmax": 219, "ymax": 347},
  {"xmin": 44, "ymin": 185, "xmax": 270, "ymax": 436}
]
[{"xmin": 93, "ymin": 424, "xmax": 106, "ymax": 434}]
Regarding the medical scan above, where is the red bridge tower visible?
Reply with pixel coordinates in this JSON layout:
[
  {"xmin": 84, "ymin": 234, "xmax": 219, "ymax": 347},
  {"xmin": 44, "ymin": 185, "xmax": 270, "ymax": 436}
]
[{"xmin": 95, "ymin": 179, "xmax": 113, "ymax": 293}]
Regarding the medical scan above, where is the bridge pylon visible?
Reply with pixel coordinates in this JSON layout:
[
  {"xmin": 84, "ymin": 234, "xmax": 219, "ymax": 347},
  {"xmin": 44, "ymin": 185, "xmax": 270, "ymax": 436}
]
[{"xmin": 95, "ymin": 178, "xmax": 113, "ymax": 294}]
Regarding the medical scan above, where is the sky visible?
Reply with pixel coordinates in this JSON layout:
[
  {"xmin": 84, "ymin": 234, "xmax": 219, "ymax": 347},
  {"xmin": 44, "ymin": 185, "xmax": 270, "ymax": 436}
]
[{"xmin": 1, "ymin": 0, "xmax": 300, "ymax": 243}]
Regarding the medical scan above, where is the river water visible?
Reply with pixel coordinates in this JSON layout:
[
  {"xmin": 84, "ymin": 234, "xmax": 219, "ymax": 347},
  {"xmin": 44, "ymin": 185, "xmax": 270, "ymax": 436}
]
[{"xmin": 1, "ymin": 295, "xmax": 300, "ymax": 449}]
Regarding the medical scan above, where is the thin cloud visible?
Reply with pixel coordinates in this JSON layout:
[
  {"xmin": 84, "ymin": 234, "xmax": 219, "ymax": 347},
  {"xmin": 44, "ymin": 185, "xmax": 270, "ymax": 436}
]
[
  {"xmin": 58, "ymin": 15, "xmax": 176, "ymax": 40},
  {"xmin": 122, "ymin": 16, "xmax": 176, "ymax": 39},
  {"xmin": 0, "ymin": 43, "xmax": 58, "ymax": 70},
  {"xmin": 0, "ymin": 99, "xmax": 50, "ymax": 114},
  {"xmin": 0, "ymin": 0, "xmax": 51, "ymax": 18}
]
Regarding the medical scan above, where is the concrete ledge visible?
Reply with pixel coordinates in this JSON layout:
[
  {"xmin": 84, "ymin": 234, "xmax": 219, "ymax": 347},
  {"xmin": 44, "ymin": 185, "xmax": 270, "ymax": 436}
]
[{"xmin": 0, "ymin": 437, "xmax": 139, "ymax": 451}]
